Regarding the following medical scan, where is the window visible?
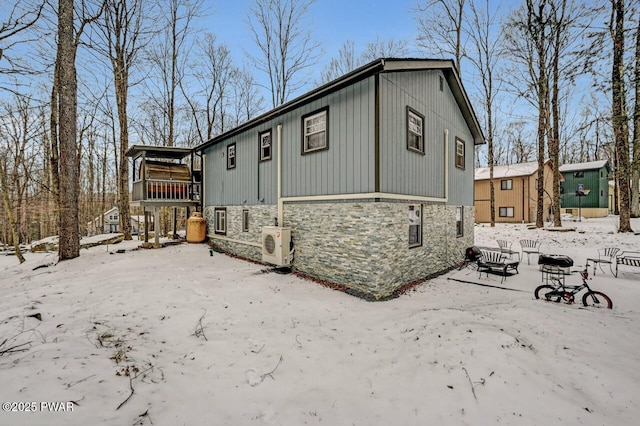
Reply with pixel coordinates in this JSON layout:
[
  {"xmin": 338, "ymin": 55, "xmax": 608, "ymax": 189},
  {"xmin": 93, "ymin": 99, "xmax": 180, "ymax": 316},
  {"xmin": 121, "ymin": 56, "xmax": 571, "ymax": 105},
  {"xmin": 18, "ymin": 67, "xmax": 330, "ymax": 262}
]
[
  {"xmin": 408, "ymin": 204, "xmax": 422, "ymax": 248},
  {"xmin": 259, "ymin": 130, "xmax": 272, "ymax": 161},
  {"xmin": 501, "ymin": 179, "xmax": 513, "ymax": 190},
  {"xmin": 302, "ymin": 108, "xmax": 328, "ymax": 154},
  {"xmin": 227, "ymin": 143, "xmax": 236, "ymax": 169},
  {"xmin": 456, "ymin": 206, "xmax": 464, "ymax": 237},
  {"xmin": 406, "ymin": 107, "xmax": 425, "ymax": 154},
  {"xmin": 600, "ymin": 189, "xmax": 604, "ymax": 197},
  {"xmin": 242, "ymin": 209, "xmax": 249, "ymax": 232},
  {"xmin": 499, "ymin": 207, "xmax": 515, "ymax": 217},
  {"xmin": 573, "ymin": 171, "xmax": 584, "ymax": 178},
  {"xmin": 214, "ymin": 208, "xmax": 226, "ymax": 235},
  {"xmin": 455, "ymin": 138, "xmax": 465, "ymax": 169}
]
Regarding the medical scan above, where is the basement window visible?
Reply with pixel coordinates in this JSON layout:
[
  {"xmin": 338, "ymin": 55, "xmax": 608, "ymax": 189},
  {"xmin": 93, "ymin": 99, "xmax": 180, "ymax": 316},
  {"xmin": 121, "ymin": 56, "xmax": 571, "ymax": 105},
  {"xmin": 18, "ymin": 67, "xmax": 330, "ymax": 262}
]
[
  {"xmin": 242, "ymin": 209, "xmax": 249, "ymax": 232},
  {"xmin": 259, "ymin": 130, "xmax": 272, "ymax": 161},
  {"xmin": 214, "ymin": 208, "xmax": 226, "ymax": 235},
  {"xmin": 408, "ymin": 204, "xmax": 422, "ymax": 248},
  {"xmin": 456, "ymin": 206, "xmax": 464, "ymax": 237}
]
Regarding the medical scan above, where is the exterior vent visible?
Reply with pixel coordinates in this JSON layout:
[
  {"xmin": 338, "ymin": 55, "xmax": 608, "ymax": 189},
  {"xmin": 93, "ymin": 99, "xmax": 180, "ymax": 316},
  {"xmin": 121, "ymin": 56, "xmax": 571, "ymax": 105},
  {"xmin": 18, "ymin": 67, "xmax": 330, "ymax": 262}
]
[{"xmin": 262, "ymin": 226, "xmax": 292, "ymax": 266}]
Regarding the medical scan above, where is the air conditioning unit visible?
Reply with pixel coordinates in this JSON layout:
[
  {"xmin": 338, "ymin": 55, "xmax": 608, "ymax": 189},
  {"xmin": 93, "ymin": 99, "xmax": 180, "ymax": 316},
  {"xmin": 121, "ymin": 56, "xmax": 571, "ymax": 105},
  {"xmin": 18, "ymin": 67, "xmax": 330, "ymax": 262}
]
[{"xmin": 262, "ymin": 226, "xmax": 292, "ymax": 266}]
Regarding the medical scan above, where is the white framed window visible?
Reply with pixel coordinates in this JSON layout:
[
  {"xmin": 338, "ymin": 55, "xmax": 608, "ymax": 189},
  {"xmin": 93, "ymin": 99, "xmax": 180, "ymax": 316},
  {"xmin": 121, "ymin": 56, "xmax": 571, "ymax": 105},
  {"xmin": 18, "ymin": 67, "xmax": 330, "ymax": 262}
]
[
  {"xmin": 456, "ymin": 206, "xmax": 464, "ymax": 237},
  {"xmin": 302, "ymin": 108, "xmax": 328, "ymax": 154},
  {"xmin": 501, "ymin": 179, "xmax": 513, "ymax": 190},
  {"xmin": 499, "ymin": 207, "xmax": 514, "ymax": 217},
  {"xmin": 227, "ymin": 143, "xmax": 236, "ymax": 169},
  {"xmin": 259, "ymin": 130, "xmax": 271, "ymax": 161},
  {"xmin": 242, "ymin": 209, "xmax": 249, "ymax": 232},
  {"xmin": 408, "ymin": 204, "xmax": 422, "ymax": 248},
  {"xmin": 406, "ymin": 106, "xmax": 424, "ymax": 154},
  {"xmin": 214, "ymin": 207, "xmax": 226, "ymax": 235},
  {"xmin": 455, "ymin": 138, "xmax": 465, "ymax": 169}
]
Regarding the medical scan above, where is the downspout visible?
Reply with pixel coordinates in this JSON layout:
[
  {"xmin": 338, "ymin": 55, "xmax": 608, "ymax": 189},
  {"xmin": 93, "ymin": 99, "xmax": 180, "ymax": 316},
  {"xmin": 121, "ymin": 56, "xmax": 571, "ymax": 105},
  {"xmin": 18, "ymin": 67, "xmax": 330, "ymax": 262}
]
[
  {"xmin": 444, "ymin": 129, "xmax": 449, "ymax": 200},
  {"xmin": 277, "ymin": 124, "xmax": 283, "ymax": 226},
  {"xmin": 202, "ymin": 153, "xmax": 206, "ymax": 213}
]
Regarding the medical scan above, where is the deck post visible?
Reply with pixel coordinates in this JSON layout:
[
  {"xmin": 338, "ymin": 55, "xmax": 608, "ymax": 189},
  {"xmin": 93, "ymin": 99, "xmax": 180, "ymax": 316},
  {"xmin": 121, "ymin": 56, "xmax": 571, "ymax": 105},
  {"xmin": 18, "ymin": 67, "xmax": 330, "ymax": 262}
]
[{"xmin": 154, "ymin": 207, "xmax": 160, "ymax": 246}]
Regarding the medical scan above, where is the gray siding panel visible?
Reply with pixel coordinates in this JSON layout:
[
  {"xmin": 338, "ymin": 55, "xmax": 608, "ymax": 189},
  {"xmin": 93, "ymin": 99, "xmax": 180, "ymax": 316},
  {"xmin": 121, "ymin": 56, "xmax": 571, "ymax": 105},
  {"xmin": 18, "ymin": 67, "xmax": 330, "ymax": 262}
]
[
  {"xmin": 204, "ymin": 77, "xmax": 376, "ymax": 207},
  {"xmin": 379, "ymin": 70, "xmax": 475, "ymax": 205}
]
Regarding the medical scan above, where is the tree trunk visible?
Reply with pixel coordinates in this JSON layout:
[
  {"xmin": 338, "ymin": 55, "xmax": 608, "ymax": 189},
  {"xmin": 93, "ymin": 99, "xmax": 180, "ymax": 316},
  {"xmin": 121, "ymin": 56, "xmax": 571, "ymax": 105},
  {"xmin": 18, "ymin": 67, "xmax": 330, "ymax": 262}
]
[
  {"xmin": 612, "ymin": 0, "xmax": 633, "ymax": 232},
  {"xmin": 0, "ymin": 157, "xmax": 25, "ymax": 263},
  {"xmin": 632, "ymin": 11, "xmax": 640, "ymax": 218},
  {"xmin": 57, "ymin": 0, "xmax": 80, "ymax": 260}
]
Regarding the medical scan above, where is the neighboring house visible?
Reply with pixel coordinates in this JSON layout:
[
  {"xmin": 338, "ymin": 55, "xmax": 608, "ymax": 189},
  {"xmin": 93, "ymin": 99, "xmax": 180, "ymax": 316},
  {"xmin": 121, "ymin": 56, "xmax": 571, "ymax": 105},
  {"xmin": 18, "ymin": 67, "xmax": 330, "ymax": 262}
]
[
  {"xmin": 474, "ymin": 160, "xmax": 557, "ymax": 223},
  {"xmin": 86, "ymin": 207, "xmax": 144, "ymax": 236},
  {"xmin": 194, "ymin": 58, "xmax": 484, "ymax": 299},
  {"xmin": 559, "ymin": 160, "xmax": 610, "ymax": 218}
]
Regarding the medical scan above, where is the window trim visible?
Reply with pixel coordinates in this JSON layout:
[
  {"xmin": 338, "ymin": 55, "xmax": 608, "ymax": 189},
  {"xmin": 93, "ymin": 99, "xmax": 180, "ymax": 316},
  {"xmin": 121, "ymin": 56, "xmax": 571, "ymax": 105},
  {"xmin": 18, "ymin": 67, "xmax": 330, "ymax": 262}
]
[
  {"xmin": 214, "ymin": 207, "xmax": 227, "ymax": 235},
  {"xmin": 301, "ymin": 107, "xmax": 329, "ymax": 154},
  {"xmin": 406, "ymin": 106, "xmax": 425, "ymax": 155},
  {"xmin": 259, "ymin": 129, "xmax": 272, "ymax": 162},
  {"xmin": 408, "ymin": 204, "xmax": 422, "ymax": 248},
  {"xmin": 500, "ymin": 179, "xmax": 513, "ymax": 190},
  {"xmin": 242, "ymin": 209, "xmax": 249, "ymax": 232},
  {"xmin": 455, "ymin": 138, "xmax": 465, "ymax": 169},
  {"xmin": 499, "ymin": 207, "xmax": 515, "ymax": 218},
  {"xmin": 456, "ymin": 206, "xmax": 464, "ymax": 237},
  {"xmin": 227, "ymin": 143, "xmax": 236, "ymax": 170}
]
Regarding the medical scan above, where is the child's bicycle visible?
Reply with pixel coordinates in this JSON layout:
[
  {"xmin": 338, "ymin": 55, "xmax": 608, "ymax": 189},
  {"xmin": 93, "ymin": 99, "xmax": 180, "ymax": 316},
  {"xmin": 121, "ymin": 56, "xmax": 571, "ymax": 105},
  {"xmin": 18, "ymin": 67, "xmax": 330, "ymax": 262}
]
[{"xmin": 534, "ymin": 265, "xmax": 613, "ymax": 309}]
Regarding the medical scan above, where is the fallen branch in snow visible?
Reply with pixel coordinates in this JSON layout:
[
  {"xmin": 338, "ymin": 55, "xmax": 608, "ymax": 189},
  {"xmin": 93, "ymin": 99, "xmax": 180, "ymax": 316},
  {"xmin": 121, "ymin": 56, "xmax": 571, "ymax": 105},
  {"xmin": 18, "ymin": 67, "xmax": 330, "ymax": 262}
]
[
  {"xmin": 116, "ymin": 365, "xmax": 154, "ymax": 410},
  {"xmin": 260, "ymin": 355, "xmax": 284, "ymax": 383},
  {"xmin": 462, "ymin": 367, "xmax": 478, "ymax": 401},
  {"xmin": 0, "ymin": 339, "xmax": 31, "ymax": 356},
  {"xmin": 192, "ymin": 310, "xmax": 208, "ymax": 341},
  {"xmin": 133, "ymin": 409, "xmax": 153, "ymax": 425}
]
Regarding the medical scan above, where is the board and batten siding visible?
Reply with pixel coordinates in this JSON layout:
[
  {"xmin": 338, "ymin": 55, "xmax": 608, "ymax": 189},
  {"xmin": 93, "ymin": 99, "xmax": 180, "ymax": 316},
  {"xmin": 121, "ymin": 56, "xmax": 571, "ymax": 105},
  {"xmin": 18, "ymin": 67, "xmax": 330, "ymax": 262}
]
[
  {"xmin": 379, "ymin": 70, "xmax": 475, "ymax": 206},
  {"xmin": 203, "ymin": 77, "xmax": 376, "ymax": 205}
]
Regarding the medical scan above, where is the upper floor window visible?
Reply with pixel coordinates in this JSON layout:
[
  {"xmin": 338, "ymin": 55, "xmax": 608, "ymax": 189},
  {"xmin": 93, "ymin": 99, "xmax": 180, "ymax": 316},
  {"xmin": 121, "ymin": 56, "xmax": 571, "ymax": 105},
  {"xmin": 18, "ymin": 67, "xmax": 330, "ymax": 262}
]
[
  {"xmin": 573, "ymin": 171, "xmax": 584, "ymax": 178},
  {"xmin": 501, "ymin": 179, "xmax": 513, "ymax": 190},
  {"xmin": 302, "ymin": 108, "xmax": 328, "ymax": 154},
  {"xmin": 455, "ymin": 138, "xmax": 465, "ymax": 169},
  {"xmin": 259, "ymin": 130, "xmax": 272, "ymax": 161},
  {"xmin": 406, "ymin": 106, "xmax": 425, "ymax": 154},
  {"xmin": 227, "ymin": 143, "xmax": 236, "ymax": 169}
]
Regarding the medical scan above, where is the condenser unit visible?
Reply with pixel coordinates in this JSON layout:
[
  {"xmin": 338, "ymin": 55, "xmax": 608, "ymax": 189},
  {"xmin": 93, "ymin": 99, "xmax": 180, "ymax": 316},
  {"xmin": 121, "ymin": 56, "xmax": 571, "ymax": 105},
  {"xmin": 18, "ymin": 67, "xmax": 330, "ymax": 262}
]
[{"xmin": 262, "ymin": 226, "xmax": 292, "ymax": 267}]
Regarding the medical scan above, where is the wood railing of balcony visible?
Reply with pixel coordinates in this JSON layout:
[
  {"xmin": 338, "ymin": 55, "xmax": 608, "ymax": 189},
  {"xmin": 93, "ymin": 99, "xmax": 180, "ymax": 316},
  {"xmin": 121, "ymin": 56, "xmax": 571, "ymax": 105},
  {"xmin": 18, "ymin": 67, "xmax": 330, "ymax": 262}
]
[{"xmin": 132, "ymin": 179, "xmax": 201, "ymax": 202}]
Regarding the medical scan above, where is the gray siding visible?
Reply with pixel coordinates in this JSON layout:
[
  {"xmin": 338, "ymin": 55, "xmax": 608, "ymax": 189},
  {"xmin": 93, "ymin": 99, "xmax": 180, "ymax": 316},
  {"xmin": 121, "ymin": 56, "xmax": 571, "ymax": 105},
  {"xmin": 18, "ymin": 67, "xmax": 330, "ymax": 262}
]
[
  {"xmin": 379, "ymin": 70, "xmax": 475, "ymax": 205},
  {"xmin": 203, "ymin": 78, "xmax": 376, "ymax": 206}
]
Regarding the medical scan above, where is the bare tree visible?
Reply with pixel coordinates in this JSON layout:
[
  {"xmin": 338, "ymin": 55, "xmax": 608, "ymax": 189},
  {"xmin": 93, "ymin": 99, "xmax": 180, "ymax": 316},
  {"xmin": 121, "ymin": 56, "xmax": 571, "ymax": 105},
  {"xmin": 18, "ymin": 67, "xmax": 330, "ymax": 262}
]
[
  {"xmin": 246, "ymin": 0, "xmax": 320, "ymax": 107},
  {"xmin": 0, "ymin": 0, "xmax": 44, "ymax": 84},
  {"xmin": 0, "ymin": 152, "xmax": 24, "ymax": 263},
  {"xmin": 631, "ymin": 9, "xmax": 640, "ymax": 218},
  {"xmin": 360, "ymin": 36, "xmax": 409, "ymax": 62},
  {"xmin": 97, "ymin": 0, "xmax": 149, "ymax": 240},
  {"xmin": 414, "ymin": 0, "xmax": 467, "ymax": 74},
  {"xmin": 468, "ymin": 0, "xmax": 501, "ymax": 226},
  {"xmin": 611, "ymin": 0, "xmax": 633, "ymax": 232}
]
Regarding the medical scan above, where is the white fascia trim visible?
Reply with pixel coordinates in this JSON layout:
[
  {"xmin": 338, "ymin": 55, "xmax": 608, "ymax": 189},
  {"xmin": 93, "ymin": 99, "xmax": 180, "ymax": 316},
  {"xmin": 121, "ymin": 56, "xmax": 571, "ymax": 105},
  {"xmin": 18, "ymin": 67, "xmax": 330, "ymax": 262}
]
[
  {"xmin": 208, "ymin": 234, "xmax": 262, "ymax": 248},
  {"xmin": 279, "ymin": 192, "xmax": 447, "ymax": 203}
]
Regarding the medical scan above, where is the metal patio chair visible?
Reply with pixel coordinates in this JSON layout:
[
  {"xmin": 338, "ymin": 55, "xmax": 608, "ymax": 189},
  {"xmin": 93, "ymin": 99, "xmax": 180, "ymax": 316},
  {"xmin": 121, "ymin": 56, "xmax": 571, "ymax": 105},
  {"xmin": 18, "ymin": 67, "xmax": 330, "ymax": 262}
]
[{"xmin": 519, "ymin": 239, "xmax": 542, "ymax": 265}]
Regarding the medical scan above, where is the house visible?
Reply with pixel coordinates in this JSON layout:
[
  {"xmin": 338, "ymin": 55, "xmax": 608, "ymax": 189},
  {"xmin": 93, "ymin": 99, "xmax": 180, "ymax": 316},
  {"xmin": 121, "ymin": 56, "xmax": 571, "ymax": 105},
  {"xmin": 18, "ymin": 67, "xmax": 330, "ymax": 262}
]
[
  {"xmin": 474, "ymin": 160, "xmax": 557, "ymax": 223},
  {"xmin": 194, "ymin": 58, "xmax": 484, "ymax": 299},
  {"xmin": 559, "ymin": 160, "xmax": 610, "ymax": 218},
  {"xmin": 86, "ymin": 206, "xmax": 144, "ymax": 236}
]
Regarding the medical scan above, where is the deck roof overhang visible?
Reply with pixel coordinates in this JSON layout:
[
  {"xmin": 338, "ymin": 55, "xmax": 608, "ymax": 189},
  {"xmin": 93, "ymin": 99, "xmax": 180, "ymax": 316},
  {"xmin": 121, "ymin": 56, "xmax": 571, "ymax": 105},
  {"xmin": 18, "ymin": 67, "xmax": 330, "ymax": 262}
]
[{"xmin": 125, "ymin": 145, "xmax": 193, "ymax": 160}]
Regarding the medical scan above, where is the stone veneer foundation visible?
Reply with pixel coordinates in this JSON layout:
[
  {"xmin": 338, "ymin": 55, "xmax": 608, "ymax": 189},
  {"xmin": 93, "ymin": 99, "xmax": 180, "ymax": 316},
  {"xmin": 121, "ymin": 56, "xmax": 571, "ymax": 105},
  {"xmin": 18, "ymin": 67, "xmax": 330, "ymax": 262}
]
[{"xmin": 205, "ymin": 201, "xmax": 474, "ymax": 299}]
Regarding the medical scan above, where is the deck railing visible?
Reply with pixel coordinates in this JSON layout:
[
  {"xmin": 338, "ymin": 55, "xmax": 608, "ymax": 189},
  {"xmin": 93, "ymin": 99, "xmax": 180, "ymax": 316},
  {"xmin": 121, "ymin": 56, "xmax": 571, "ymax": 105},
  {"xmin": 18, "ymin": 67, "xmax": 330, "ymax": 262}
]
[{"xmin": 132, "ymin": 179, "xmax": 200, "ymax": 202}]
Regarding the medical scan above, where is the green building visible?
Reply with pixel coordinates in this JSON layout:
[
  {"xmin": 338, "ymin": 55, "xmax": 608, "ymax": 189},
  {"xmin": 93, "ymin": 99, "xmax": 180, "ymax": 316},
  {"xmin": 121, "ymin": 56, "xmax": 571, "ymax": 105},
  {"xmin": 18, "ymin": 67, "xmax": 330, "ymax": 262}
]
[{"xmin": 559, "ymin": 160, "xmax": 610, "ymax": 218}]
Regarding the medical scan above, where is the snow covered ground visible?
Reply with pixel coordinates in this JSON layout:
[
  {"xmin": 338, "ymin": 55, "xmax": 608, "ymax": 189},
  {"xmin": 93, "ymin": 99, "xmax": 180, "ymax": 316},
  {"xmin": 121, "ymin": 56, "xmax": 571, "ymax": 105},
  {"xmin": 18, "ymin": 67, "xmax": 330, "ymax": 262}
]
[{"xmin": 1, "ymin": 217, "xmax": 639, "ymax": 426}]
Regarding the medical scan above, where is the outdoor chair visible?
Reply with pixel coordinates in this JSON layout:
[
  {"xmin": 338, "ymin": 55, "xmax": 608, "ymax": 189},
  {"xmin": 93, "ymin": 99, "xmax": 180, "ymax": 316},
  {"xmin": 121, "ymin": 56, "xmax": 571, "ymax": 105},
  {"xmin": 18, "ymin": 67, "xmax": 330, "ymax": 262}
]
[
  {"xmin": 519, "ymin": 239, "xmax": 542, "ymax": 265},
  {"xmin": 478, "ymin": 249, "xmax": 519, "ymax": 283},
  {"xmin": 497, "ymin": 239, "xmax": 520, "ymax": 261},
  {"xmin": 586, "ymin": 248, "xmax": 620, "ymax": 276}
]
